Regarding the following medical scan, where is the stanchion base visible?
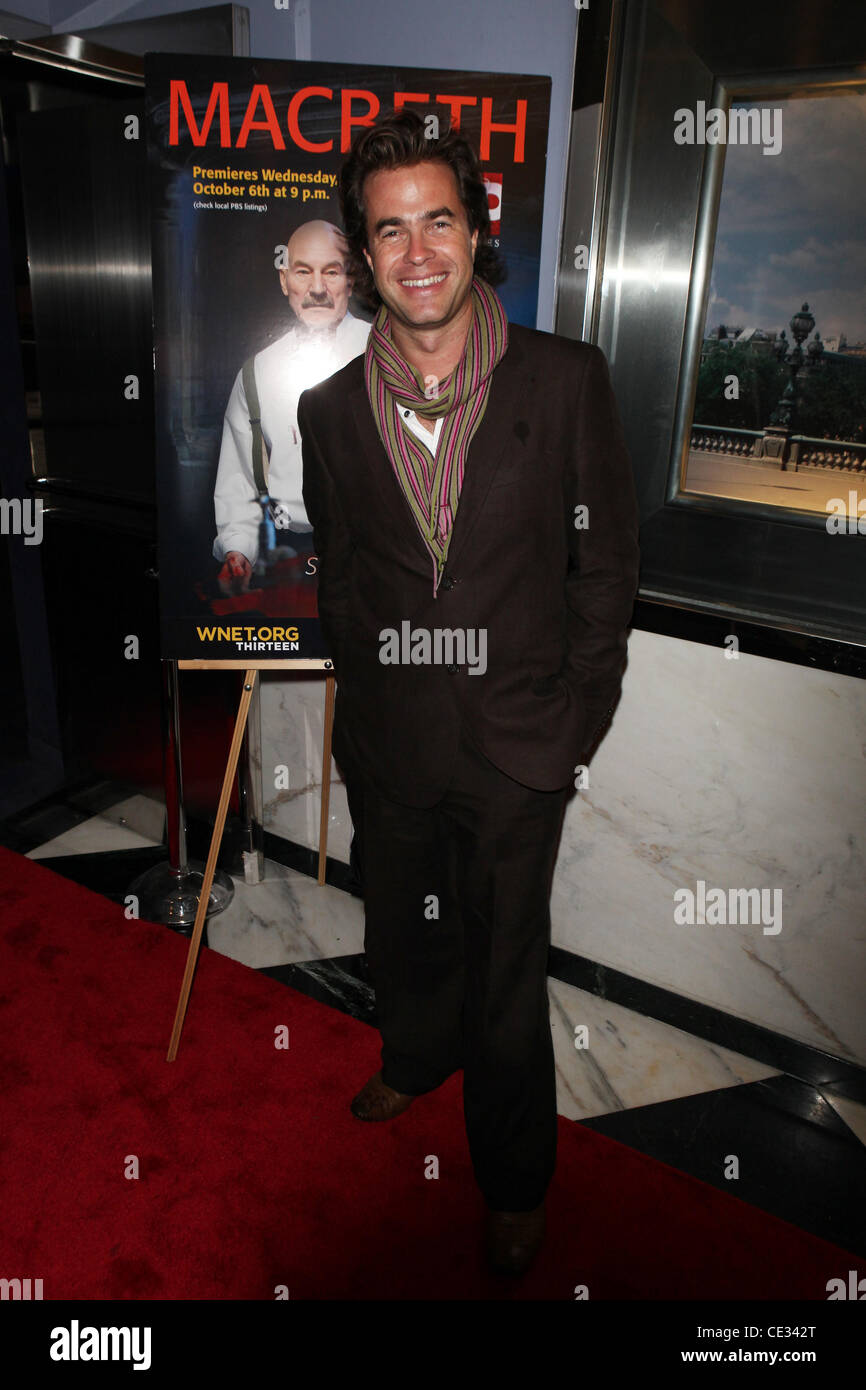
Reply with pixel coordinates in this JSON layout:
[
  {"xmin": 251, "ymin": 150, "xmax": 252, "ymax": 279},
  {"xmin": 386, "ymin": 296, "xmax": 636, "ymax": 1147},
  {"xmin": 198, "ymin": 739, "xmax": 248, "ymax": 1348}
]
[{"xmin": 128, "ymin": 860, "xmax": 234, "ymax": 936}]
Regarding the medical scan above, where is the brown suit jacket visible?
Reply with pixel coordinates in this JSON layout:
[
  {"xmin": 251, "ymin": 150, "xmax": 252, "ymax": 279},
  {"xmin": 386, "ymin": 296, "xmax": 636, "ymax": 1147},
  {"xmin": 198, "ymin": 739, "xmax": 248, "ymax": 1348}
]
[{"xmin": 298, "ymin": 322, "xmax": 640, "ymax": 807}]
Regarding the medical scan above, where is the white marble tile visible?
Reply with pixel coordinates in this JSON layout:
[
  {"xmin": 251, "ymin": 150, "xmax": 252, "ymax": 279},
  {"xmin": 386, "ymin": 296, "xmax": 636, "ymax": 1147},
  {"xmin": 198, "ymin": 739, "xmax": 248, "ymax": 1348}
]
[
  {"xmin": 553, "ymin": 629, "xmax": 866, "ymax": 1065},
  {"xmin": 27, "ymin": 817, "xmax": 161, "ymax": 859},
  {"xmin": 204, "ymin": 855, "xmax": 775, "ymax": 1118},
  {"xmin": 92, "ymin": 793, "xmax": 165, "ymax": 844},
  {"xmin": 206, "ymin": 852, "xmax": 777, "ymax": 1118},
  {"xmin": 548, "ymin": 976, "xmax": 777, "ymax": 1121},
  {"xmin": 206, "ymin": 856, "xmax": 365, "ymax": 969},
  {"xmin": 260, "ymin": 671, "xmax": 353, "ymax": 863}
]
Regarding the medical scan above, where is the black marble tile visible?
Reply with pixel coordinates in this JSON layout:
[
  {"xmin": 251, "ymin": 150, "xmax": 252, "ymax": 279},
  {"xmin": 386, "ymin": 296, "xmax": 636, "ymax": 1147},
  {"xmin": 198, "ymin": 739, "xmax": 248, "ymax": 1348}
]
[
  {"xmin": 70, "ymin": 779, "xmax": 154, "ymax": 821},
  {"xmin": 0, "ymin": 798, "xmax": 91, "ymax": 855},
  {"xmin": 181, "ymin": 818, "xmax": 363, "ymax": 896},
  {"xmin": 632, "ymin": 598, "xmax": 866, "ymax": 680},
  {"xmin": 581, "ymin": 1074, "xmax": 866, "ymax": 1258},
  {"xmin": 823, "ymin": 1077, "xmax": 866, "ymax": 1106},
  {"xmin": 258, "ymin": 954, "xmax": 377, "ymax": 1027},
  {"xmin": 26, "ymin": 845, "xmax": 168, "ymax": 903},
  {"xmin": 0, "ymin": 776, "xmax": 145, "ymax": 855},
  {"xmin": 259, "ymin": 827, "xmax": 362, "ymax": 898},
  {"xmin": 548, "ymin": 946, "xmax": 866, "ymax": 1103}
]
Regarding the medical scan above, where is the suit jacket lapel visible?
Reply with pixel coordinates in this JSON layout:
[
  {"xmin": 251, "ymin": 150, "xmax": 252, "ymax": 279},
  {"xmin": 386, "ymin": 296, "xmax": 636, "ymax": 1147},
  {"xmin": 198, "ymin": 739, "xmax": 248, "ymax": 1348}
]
[
  {"xmin": 347, "ymin": 328, "xmax": 531, "ymax": 577},
  {"xmin": 446, "ymin": 328, "xmax": 529, "ymax": 570}
]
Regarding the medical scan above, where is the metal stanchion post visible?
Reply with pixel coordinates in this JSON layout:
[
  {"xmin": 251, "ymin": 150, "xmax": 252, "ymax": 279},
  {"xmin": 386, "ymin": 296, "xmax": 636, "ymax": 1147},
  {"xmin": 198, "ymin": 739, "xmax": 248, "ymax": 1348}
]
[
  {"xmin": 237, "ymin": 671, "xmax": 265, "ymax": 885},
  {"xmin": 129, "ymin": 659, "xmax": 234, "ymax": 935}
]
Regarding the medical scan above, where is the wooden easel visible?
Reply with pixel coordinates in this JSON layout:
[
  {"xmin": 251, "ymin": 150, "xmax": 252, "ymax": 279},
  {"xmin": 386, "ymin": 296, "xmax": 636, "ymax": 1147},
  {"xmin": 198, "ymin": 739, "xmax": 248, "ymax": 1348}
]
[{"xmin": 166, "ymin": 659, "xmax": 336, "ymax": 1062}]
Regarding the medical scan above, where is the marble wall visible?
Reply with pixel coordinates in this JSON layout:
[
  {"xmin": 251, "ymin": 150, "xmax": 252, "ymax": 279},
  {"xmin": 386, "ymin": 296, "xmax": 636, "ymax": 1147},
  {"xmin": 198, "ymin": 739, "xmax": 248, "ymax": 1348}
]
[
  {"xmin": 261, "ymin": 669, "xmax": 354, "ymax": 866},
  {"xmin": 260, "ymin": 631, "xmax": 866, "ymax": 1066}
]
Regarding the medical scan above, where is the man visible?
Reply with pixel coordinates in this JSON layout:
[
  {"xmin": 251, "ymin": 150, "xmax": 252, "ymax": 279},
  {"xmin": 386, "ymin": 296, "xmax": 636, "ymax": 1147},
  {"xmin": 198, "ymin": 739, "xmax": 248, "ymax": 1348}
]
[
  {"xmin": 298, "ymin": 111, "xmax": 640, "ymax": 1277},
  {"xmin": 213, "ymin": 219, "xmax": 370, "ymax": 593}
]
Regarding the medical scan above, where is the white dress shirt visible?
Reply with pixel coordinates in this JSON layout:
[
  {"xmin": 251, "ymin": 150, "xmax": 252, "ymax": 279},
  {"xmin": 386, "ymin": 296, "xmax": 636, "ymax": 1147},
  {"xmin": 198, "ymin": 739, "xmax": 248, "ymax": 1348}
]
[
  {"xmin": 213, "ymin": 310, "xmax": 371, "ymax": 565},
  {"xmin": 399, "ymin": 407, "xmax": 443, "ymax": 454}
]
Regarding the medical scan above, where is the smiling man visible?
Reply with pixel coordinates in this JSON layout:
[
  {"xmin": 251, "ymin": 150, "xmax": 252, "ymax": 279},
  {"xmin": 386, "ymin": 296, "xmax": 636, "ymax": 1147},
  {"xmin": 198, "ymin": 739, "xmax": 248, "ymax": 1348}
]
[
  {"xmin": 212, "ymin": 219, "xmax": 369, "ymax": 593},
  {"xmin": 298, "ymin": 111, "xmax": 640, "ymax": 1277}
]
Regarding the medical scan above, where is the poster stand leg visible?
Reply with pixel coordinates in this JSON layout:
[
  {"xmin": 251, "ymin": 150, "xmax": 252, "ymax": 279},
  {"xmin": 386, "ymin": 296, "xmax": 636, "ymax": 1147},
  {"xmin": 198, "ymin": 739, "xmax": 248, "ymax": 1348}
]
[
  {"xmin": 165, "ymin": 664, "xmax": 337, "ymax": 1059},
  {"xmin": 166, "ymin": 669, "xmax": 258, "ymax": 1061}
]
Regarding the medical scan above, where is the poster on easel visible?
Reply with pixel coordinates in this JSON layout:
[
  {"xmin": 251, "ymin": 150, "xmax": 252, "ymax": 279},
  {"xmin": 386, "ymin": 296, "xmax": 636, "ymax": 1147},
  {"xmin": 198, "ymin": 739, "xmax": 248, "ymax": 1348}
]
[{"xmin": 144, "ymin": 53, "xmax": 551, "ymax": 664}]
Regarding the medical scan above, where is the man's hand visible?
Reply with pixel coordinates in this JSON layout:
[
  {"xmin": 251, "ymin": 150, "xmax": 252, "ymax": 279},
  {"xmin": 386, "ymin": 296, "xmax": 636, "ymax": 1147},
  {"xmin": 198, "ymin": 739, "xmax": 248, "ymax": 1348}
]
[{"xmin": 218, "ymin": 550, "xmax": 253, "ymax": 595}]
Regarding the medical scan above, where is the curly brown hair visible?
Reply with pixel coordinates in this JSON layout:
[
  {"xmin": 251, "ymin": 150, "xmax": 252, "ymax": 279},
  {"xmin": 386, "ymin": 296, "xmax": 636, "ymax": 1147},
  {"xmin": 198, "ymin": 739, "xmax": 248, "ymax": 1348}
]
[{"xmin": 339, "ymin": 107, "xmax": 506, "ymax": 311}]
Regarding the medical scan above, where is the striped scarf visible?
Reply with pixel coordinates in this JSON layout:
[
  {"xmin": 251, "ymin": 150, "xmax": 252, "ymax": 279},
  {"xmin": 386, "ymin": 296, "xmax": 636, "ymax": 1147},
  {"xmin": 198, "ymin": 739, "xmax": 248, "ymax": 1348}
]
[{"xmin": 364, "ymin": 275, "xmax": 508, "ymax": 595}]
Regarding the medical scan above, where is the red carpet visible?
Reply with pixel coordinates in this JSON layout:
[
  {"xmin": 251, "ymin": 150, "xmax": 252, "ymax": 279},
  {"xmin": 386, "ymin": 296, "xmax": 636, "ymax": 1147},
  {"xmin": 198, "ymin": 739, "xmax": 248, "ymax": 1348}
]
[{"xmin": 0, "ymin": 844, "xmax": 856, "ymax": 1300}]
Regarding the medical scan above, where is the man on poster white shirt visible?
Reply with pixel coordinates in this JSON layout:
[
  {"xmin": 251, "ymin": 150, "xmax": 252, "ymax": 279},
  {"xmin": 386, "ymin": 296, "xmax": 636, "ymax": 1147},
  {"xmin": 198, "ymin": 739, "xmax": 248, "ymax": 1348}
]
[{"xmin": 212, "ymin": 219, "xmax": 370, "ymax": 591}]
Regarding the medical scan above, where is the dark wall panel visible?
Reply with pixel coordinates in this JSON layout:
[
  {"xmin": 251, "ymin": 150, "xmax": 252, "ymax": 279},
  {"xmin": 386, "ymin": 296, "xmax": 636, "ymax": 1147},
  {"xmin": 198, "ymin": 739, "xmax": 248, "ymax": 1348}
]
[{"xmin": 17, "ymin": 102, "xmax": 154, "ymax": 501}]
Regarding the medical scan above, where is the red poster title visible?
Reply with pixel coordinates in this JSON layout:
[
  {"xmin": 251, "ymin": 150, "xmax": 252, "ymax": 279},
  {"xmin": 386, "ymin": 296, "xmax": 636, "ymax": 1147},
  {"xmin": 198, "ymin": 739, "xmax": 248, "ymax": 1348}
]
[{"xmin": 168, "ymin": 81, "xmax": 527, "ymax": 162}]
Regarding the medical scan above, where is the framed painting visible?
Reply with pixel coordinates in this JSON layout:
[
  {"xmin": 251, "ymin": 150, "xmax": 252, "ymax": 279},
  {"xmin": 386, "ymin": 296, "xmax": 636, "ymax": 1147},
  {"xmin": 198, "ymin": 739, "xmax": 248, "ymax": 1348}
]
[{"xmin": 577, "ymin": 0, "xmax": 866, "ymax": 645}]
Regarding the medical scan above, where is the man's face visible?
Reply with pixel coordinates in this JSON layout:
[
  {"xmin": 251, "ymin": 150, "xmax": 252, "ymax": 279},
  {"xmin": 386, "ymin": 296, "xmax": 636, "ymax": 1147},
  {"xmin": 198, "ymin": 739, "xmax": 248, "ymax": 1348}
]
[
  {"xmin": 279, "ymin": 225, "xmax": 352, "ymax": 329},
  {"xmin": 362, "ymin": 161, "xmax": 478, "ymax": 331}
]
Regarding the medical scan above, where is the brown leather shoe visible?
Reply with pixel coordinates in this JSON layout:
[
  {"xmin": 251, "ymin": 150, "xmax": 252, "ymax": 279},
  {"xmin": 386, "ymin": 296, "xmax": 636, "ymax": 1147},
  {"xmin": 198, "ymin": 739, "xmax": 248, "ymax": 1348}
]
[
  {"xmin": 485, "ymin": 1201, "xmax": 545, "ymax": 1276},
  {"xmin": 350, "ymin": 1070, "xmax": 415, "ymax": 1122}
]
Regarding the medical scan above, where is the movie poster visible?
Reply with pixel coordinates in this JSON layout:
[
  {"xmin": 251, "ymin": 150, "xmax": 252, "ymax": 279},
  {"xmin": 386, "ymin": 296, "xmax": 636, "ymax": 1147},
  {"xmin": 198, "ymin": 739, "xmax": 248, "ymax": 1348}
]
[{"xmin": 145, "ymin": 55, "xmax": 551, "ymax": 662}]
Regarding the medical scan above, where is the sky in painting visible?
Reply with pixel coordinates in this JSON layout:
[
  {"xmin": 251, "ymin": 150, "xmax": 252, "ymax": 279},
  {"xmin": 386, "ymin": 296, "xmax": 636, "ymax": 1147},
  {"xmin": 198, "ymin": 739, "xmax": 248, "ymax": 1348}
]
[{"xmin": 706, "ymin": 91, "xmax": 866, "ymax": 344}]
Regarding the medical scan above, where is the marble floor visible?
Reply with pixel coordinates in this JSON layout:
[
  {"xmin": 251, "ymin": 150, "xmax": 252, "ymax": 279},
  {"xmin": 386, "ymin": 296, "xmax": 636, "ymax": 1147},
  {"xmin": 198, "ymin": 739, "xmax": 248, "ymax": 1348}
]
[{"xmin": 3, "ymin": 780, "xmax": 865, "ymax": 1259}]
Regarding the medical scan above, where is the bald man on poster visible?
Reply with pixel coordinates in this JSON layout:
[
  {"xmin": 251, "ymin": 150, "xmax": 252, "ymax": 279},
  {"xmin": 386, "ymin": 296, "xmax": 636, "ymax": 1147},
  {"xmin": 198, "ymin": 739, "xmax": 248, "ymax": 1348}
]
[{"xmin": 213, "ymin": 220, "xmax": 370, "ymax": 594}]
